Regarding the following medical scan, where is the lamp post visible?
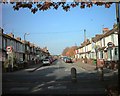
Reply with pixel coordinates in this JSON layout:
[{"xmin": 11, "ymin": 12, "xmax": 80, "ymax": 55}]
[{"xmin": 24, "ymin": 33, "xmax": 29, "ymax": 62}]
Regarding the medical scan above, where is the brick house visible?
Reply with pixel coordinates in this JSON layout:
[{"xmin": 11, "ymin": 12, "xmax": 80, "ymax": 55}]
[{"xmin": 75, "ymin": 24, "xmax": 118, "ymax": 66}]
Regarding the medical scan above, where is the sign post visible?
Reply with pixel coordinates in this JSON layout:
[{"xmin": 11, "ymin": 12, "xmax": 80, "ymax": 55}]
[
  {"xmin": 107, "ymin": 42, "xmax": 114, "ymax": 60},
  {"xmin": 6, "ymin": 46, "xmax": 14, "ymax": 71}
]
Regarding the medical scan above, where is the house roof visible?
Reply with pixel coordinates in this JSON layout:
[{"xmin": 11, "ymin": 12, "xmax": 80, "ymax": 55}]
[
  {"xmin": 2, "ymin": 33, "xmax": 23, "ymax": 44},
  {"xmin": 92, "ymin": 34, "xmax": 103, "ymax": 43},
  {"xmin": 78, "ymin": 26, "xmax": 118, "ymax": 49},
  {"xmin": 92, "ymin": 27, "xmax": 118, "ymax": 43},
  {"xmin": 81, "ymin": 39, "xmax": 91, "ymax": 47},
  {"xmin": 102, "ymin": 27, "xmax": 118, "ymax": 38}
]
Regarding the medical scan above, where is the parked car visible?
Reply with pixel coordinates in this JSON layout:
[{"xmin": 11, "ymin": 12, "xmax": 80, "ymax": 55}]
[
  {"xmin": 44, "ymin": 56, "xmax": 54, "ymax": 64},
  {"xmin": 42, "ymin": 59, "xmax": 50, "ymax": 65},
  {"xmin": 63, "ymin": 57, "xmax": 73, "ymax": 63}
]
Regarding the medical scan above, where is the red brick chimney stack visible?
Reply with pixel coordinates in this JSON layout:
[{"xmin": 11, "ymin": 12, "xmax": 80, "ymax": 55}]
[{"xmin": 103, "ymin": 28, "xmax": 109, "ymax": 33}]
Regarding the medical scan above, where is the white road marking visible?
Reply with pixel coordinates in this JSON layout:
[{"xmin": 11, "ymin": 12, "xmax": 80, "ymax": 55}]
[
  {"xmin": 48, "ymin": 86, "xmax": 66, "ymax": 89},
  {"xmin": 47, "ymin": 80, "xmax": 55, "ymax": 84},
  {"xmin": 32, "ymin": 88, "xmax": 42, "ymax": 92},
  {"xmin": 65, "ymin": 68, "xmax": 70, "ymax": 72},
  {"xmin": 25, "ymin": 68, "xmax": 36, "ymax": 71}
]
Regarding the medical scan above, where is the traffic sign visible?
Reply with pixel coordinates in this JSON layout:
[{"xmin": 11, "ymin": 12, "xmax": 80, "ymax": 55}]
[
  {"xmin": 6, "ymin": 46, "xmax": 13, "ymax": 52},
  {"xmin": 107, "ymin": 42, "xmax": 114, "ymax": 48}
]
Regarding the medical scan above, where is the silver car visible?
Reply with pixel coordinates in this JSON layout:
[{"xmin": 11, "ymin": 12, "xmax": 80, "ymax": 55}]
[{"xmin": 42, "ymin": 59, "xmax": 50, "ymax": 65}]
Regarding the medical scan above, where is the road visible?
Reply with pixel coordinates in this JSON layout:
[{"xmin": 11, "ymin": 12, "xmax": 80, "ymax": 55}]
[{"xmin": 2, "ymin": 59, "xmax": 116, "ymax": 95}]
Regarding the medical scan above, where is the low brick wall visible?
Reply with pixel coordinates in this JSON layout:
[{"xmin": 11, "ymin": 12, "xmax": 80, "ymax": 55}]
[
  {"xmin": 87, "ymin": 59, "xmax": 94, "ymax": 64},
  {"xmin": 97, "ymin": 59, "xmax": 104, "ymax": 68}
]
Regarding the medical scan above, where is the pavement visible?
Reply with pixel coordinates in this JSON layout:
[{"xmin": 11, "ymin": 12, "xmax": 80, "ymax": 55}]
[
  {"xmin": 74, "ymin": 60, "xmax": 96, "ymax": 71},
  {"xmin": 75, "ymin": 60, "xmax": 118, "ymax": 74},
  {"xmin": 74, "ymin": 60, "xmax": 118, "ymax": 95}
]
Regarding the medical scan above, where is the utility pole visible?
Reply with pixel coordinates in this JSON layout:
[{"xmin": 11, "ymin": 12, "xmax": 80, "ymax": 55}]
[
  {"xmin": 84, "ymin": 29, "xmax": 86, "ymax": 55},
  {"xmin": 116, "ymin": 2, "xmax": 120, "ymax": 94},
  {"xmin": 84, "ymin": 29, "xmax": 87, "ymax": 63}
]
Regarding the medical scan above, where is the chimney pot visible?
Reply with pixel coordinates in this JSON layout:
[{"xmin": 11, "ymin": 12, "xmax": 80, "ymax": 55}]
[{"xmin": 103, "ymin": 28, "xmax": 109, "ymax": 33}]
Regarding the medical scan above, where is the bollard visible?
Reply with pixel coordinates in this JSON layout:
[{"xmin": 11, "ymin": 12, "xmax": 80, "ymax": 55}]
[
  {"xmin": 98, "ymin": 67, "xmax": 104, "ymax": 81},
  {"xmin": 71, "ymin": 67, "xmax": 77, "ymax": 83}
]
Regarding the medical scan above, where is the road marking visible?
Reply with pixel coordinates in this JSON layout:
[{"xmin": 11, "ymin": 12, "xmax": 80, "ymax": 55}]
[
  {"xmin": 65, "ymin": 68, "xmax": 70, "ymax": 71},
  {"xmin": 48, "ymin": 86, "xmax": 66, "ymax": 89},
  {"xmin": 36, "ymin": 83, "xmax": 45, "ymax": 88},
  {"xmin": 47, "ymin": 80, "xmax": 55, "ymax": 84},
  {"xmin": 32, "ymin": 88, "xmax": 42, "ymax": 92},
  {"xmin": 10, "ymin": 87, "xmax": 29, "ymax": 91},
  {"xmin": 25, "ymin": 68, "xmax": 36, "ymax": 71},
  {"xmin": 57, "ymin": 62, "xmax": 61, "ymax": 64}
]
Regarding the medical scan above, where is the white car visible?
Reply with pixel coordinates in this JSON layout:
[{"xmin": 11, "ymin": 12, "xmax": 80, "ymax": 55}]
[{"xmin": 42, "ymin": 59, "xmax": 50, "ymax": 65}]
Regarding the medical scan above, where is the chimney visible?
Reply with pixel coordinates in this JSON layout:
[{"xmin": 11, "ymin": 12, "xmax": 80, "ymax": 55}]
[
  {"xmin": 95, "ymin": 34, "xmax": 100, "ymax": 37},
  {"xmin": 16, "ymin": 37, "xmax": 21, "ymax": 41},
  {"xmin": 8, "ymin": 33, "xmax": 14, "ymax": 38},
  {"xmin": 113, "ymin": 23, "xmax": 117, "ymax": 28},
  {"xmin": 21, "ymin": 40, "xmax": 25, "ymax": 43},
  {"xmin": 103, "ymin": 28, "xmax": 109, "ymax": 33}
]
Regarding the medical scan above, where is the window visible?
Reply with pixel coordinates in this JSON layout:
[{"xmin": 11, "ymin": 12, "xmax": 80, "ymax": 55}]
[
  {"xmin": 10, "ymin": 40, "xmax": 14, "ymax": 49},
  {"xmin": 7, "ymin": 39, "xmax": 10, "ymax": 46},
  {"xmin": 100, "ymin": 51, "xmax": 103, "ymax": 59},
  {"xmin": 3, "ymin": 38, "xmax": 6, "ymax": 50},
  {"xmin": 108, "ymin": 49, "xmax": 112, "ymax": 60},
  {"xmin": 115, "ymin": 47, "xmax": 118, "ymax": 55}
]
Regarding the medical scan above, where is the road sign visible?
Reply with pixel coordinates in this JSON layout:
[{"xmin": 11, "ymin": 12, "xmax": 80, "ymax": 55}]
[
  {"xmin": 6, "ymin": 46, "xmax": 13, "ymax": 53},
  {"xmin": 107, "ymin": 42, "xmax": 114, "ymax": 48}
]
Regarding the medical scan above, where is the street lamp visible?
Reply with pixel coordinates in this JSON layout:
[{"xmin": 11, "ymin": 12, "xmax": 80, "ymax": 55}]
[
  {"xmin": 24, "ymin": 33, "xmax": 29, "ymax": 62},
  {"xmin": 24, "ymin": 33, "xmax": 30, "ymax": 42}
]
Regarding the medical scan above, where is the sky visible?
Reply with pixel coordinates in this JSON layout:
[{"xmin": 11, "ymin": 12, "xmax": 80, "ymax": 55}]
[{"xmin": 1, "ymin": 3, "xmax": 117, "ymax": 55}]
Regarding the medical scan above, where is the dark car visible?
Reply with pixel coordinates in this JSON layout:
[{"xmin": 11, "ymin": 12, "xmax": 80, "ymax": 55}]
[{"xmin": 63, "ymin": 57, "xmax": 73, "ymax": 63}]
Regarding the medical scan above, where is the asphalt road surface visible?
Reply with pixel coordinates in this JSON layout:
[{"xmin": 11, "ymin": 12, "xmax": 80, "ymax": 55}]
[{"xmin": 2, "ymin": 59, "xmax": 115, "ymax": 95}]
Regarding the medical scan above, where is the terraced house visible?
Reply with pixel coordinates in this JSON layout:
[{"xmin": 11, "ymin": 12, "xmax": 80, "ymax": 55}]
[
  {"xmin": 75, "ymin": 24, "xmax": 118, "ymax": 67},
  {"xmin": 0, "ymin": 28, "xmax": 50, "ymax": 70}
]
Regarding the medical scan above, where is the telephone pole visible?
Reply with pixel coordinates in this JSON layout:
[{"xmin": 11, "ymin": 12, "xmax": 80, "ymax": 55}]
[
  {"xmin": 84, "ymin": 29, "xmax": 86, "ymax": 57},
  {"xmin": 84, "ymin": 29, "xmax": 87, "ymax": 63}
]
